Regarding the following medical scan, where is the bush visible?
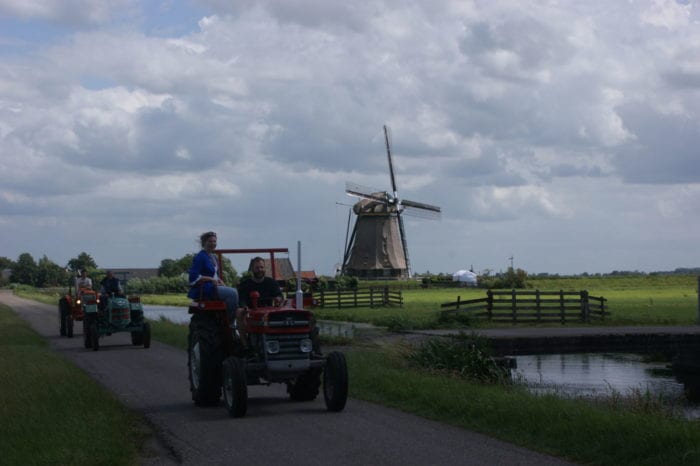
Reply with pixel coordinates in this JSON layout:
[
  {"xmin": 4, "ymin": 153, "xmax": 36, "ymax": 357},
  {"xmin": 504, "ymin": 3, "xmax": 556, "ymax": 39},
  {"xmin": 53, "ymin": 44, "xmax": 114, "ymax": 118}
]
[
  {"xmin": 405, "ymin": 336, "xmax": 510, "ymax": 384},
  {"xmin": 478, "ymin": 267, "xmax": 528, "ymax": 289}
]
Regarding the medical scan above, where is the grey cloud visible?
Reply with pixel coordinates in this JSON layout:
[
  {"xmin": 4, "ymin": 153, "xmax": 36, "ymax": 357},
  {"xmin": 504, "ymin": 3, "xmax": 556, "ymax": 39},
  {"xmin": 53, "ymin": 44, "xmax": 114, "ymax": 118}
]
[
  {"xmin": 0, "ymin": 0, "xmax": 137, "ymax": 26},
  {"xmin": 614, "ymin": 103, "xmax": 700, "ymax": 184},
  {"xmin": 197, "ymin": 0, "xmax": 370, "ymax": 32}
]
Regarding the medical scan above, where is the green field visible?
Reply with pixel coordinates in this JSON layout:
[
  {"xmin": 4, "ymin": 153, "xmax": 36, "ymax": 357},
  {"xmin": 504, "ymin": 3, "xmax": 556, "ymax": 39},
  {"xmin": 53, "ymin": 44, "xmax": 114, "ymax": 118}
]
[
  {"xmin": 6, "ymin": 274, "xmax": 700, "ymax": 466},
  {"xmin": 17, "ymin": 274, "xmax": 699, "ymax": 329}
]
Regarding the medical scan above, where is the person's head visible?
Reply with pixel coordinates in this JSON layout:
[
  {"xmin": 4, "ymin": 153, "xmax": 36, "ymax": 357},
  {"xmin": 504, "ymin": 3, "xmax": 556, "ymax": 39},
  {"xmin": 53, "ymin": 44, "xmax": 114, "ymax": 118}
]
[
  {"xmin": 250, "ymin": 257, "xmax": 266, "ymax": 280},
  {"xmin": 200, "ymin": 231, "xmax": 217, "ymax": 250},
  {"xmin": 106, "ymin": 270, "xmax": 113, "ymax": 279},
  {"xmin": 80, "ymin": 269, "xmax": 87, "ymax": 278}
]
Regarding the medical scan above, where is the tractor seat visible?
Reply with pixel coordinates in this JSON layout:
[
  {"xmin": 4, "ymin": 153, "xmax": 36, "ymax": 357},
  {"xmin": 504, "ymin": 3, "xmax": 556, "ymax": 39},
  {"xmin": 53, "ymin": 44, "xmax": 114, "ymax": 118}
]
[{"xmin": 188, "ymin": 300, "xmax": 227, "ymax": 314}]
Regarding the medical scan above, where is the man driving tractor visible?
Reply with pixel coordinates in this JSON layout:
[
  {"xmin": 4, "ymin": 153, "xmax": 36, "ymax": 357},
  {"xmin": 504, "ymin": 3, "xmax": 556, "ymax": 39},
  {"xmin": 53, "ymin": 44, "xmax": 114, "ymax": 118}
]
[{"xmin": 237, "ymin": 256, "xmax": 284, "ymax": 308}]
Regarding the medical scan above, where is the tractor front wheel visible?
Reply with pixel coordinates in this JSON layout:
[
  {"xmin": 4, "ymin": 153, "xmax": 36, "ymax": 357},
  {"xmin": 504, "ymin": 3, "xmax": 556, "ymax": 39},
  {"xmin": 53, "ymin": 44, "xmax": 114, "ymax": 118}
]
[
  {"xmin": 323, "ymin": 351, "xmax": 348, "ymax": 412},
  {"xmin": 142, "ymin": 322, "xmax": 151, "ymax": 349},
  {"xmin": 83, "ymin": 318, "xmax": 92, "ymax": 349},
  {"xmin": 66, "ymin": 314, "xmax": 74, "ymax": 338},
  {"xmin": 58, "ymin": 298, "xmax": 68, "ymax": 336},
  {"xmin": 131, "ymin": 330, "xmax": 143, "ymax": 346},
  {"xmin": 90, "ymin": 321, "xmax": 100, "ymax": 351},
  {"xmin": 287, "ymin": 368, "xmax": 321, "ymax": 401},
  {"xmin": 222, "ymin": 357, "xmax": 247, "ymax": 417}
]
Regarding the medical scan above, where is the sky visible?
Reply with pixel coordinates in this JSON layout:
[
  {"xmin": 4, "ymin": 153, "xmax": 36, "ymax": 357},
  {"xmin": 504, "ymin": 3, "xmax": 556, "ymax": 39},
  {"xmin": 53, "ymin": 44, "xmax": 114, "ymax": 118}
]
[{"xmin": 1, "ymin": 0, "xmax": 699, "ymax": 277}]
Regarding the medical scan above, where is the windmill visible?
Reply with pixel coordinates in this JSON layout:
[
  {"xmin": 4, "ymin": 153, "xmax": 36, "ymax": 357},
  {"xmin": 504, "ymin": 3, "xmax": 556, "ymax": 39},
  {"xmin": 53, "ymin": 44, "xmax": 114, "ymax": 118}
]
[{"xmin": 341, "ymin": 126, "xmax": 441, "ymax": 279}]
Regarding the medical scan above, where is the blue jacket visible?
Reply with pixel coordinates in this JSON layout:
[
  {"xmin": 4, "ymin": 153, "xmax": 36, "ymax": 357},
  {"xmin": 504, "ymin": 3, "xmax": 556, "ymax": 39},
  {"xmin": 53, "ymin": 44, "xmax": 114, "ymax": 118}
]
[{"xmin": 187, "ymin": 250, "xmax": 218, "ymax": 300}]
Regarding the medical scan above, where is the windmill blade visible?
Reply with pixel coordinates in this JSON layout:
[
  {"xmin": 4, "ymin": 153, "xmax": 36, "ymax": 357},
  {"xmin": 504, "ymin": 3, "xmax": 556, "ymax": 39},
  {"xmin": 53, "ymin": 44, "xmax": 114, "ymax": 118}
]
[
  {"xmin": 345, "ymin": 181, "xmax": 390, "ymax": 204},
  {"xmin": 401, "ymin": 205, "xmax": 441, "ymax": 219},
  {"xmin": 396, "ymin": 211, "xmax": 411, "ymax": 277},
  {"xmin": 341, "ymin": 216, "xmax": 359, "ymax": 273},
  {"xmin": 384, "ymin": 125, "xmax": 398, "ymax": 195},
  {"xmin": 400, "ymin": 198, "xmax": 442, "ymax": 219}
]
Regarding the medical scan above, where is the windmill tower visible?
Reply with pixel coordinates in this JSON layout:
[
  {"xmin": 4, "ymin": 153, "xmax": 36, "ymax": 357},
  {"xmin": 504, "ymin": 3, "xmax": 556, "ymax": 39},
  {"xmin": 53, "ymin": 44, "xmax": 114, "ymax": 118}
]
[{"xmin": 341, "ymin": 126, "xmax": 441, "ymax": 279}]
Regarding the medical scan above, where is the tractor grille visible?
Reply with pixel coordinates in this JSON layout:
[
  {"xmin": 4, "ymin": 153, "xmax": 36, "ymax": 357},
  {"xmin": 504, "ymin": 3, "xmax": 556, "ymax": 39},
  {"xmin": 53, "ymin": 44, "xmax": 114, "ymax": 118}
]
[
  {"xmin": 264, "ymin": 334, "xmax": 310, "ymax": 361},
  {"xmin": 266, "ymin": 311, "xmax": 311, "ymax": 328}
]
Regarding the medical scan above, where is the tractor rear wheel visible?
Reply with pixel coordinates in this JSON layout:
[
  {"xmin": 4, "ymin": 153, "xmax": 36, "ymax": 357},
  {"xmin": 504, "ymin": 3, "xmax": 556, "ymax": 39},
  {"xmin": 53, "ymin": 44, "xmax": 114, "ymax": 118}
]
[
  {"xmin": 287, "ymin": 368, "xmax": 321, "ymax": 401},
  {"xmin": 58, "ymin": 298, "xmax": 68, "ymax": 336},
  {"xmin": 187, "ymin": 314, "xmax": 223, "ymax": 406},
  {"xmin": 222, "ymin": 357, "xmax": 247, "ymax": 417},
  {"xmin": 142, "ymin": 322, "xmax": 151, "ymax": 349},
  {"xmin": 323, "ymin": 351, "xmax": 348, "ymax": 412}
]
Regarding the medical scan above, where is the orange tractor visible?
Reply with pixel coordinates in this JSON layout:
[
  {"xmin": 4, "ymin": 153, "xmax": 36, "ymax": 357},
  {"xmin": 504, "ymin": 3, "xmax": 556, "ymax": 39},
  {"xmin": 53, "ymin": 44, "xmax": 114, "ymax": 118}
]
[{"xmin": 58, "ymin": 282, "xmax": 98, "ymax": 339}]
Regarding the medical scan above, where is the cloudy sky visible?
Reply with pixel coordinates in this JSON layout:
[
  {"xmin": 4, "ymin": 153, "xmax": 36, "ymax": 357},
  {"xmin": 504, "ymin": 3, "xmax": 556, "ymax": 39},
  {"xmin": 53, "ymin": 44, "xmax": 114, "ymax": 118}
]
[{"xmin": 1, "ymin": 0, "xmax": 699, "ymax": 276}]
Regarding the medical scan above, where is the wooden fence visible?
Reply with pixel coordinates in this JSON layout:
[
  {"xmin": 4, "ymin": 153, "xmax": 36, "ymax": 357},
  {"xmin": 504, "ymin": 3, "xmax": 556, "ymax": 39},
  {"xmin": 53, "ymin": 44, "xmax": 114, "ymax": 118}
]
[
  {"xmin": 440, "ymin": 290, "xmax": 608, "ymax": 323},
  {"xmin": 317, "ymin": 287, "xmax": 403, "ymax": 309}
]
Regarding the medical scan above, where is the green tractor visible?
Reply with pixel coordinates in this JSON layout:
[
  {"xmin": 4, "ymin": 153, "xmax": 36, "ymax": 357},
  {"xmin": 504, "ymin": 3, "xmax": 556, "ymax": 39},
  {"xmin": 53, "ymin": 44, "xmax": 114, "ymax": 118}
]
[{"xmin": 83, "ymin": 274, "xmax": 151, "ymax": 351}]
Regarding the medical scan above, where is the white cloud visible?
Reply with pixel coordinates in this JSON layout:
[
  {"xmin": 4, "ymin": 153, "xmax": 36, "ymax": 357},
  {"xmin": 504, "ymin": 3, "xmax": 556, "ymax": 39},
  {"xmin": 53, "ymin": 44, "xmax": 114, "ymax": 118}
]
[
  {"xmin": 1, "ymin": 0, "xmax": 699, "ymax": 274},
  {"xmin": 640, "ymin": 0, "xmax": 691, "ymax": 29}
]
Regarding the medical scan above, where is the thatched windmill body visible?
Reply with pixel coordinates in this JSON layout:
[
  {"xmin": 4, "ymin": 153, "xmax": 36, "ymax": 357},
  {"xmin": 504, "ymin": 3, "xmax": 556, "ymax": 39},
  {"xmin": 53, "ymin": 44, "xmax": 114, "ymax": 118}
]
[{"xmin": 341, "ymin": 126, "xmax": 441, "ymax": 279}]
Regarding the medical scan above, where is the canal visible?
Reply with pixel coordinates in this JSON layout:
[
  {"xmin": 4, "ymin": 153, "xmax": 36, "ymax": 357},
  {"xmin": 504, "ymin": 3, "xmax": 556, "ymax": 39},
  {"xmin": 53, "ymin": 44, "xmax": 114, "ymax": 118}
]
[{"xmin": 512, "ymin": 352, "xmax": 700, "ymax": 418}]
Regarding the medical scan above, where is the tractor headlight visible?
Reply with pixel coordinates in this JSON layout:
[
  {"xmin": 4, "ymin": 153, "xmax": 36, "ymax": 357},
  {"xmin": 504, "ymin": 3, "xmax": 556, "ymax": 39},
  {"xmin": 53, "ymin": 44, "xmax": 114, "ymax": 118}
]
[
  {"xmin": 265, "ymin": 340, "xmax": 280, "ymax": 354},
  {"xmin": 299, "ymin": 338, "xmax": 313, "ymax": 353}
]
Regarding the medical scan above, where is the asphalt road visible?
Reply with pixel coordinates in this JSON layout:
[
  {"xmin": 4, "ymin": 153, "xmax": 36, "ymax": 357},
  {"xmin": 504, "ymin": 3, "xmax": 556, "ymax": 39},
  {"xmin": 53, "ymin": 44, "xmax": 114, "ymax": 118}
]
[{"xmin": 2, "ymin": 291, "xmax": 576, "ymax": 466}]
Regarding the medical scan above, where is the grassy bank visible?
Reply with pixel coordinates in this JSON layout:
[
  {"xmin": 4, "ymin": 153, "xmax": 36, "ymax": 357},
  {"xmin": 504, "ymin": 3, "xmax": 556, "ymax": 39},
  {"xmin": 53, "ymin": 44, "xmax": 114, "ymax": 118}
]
[
  {"xmin": 348, "ymin": 348, "xmax": 700, "ymax": 466},
  {"xmin": 0, "ymin": 304, "xmax": 145, "ymax": 466},
  {"xmin": 9, "ymin": 274, "xmax": 700, "ymax": 465},
  {"xmin": 136, "ymin": 319, "xmax": 700, "ymax": 466}
]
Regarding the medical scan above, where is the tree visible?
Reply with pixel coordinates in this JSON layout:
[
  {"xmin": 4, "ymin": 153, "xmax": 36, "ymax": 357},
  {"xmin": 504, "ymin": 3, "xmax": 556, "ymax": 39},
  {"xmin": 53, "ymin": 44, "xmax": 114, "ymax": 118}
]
[
  {"xmin": 0, "ymin": 256, "xmax": 14, "ymax": 270},
  {"xmin": 158, "ymin": 259, "xmax": 181, "ymax": 277},
  {"xmin": 158, "ymin": 254, "xmax": 195, "ymax": 277},
  {"xmin": 221, "ymin": 256, "xmax": 238, "ymax": 285},
  {"xmin": 12, "ymin": 253, "xmax": 38, "ymax": 285},
  {"xmin": 36, "ymin": 255, "xmax": 67, "ymax": 287},
  {"xmin": 67, "ymin": 252, "xmax": 98, "ymax": 273}
]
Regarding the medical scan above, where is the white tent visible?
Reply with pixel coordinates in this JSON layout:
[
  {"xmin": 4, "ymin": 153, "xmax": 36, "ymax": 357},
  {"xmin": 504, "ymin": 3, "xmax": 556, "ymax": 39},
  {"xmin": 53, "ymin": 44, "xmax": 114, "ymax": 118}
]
[{"xmin": 452, "ymin": 269, "xmax": 478, "ymax": 286}]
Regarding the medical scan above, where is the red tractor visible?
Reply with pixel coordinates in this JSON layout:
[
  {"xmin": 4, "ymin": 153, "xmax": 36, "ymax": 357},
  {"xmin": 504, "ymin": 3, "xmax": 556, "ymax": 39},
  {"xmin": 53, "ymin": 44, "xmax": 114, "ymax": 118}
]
[
  {"xmin": 58, "ymin": 283, "xmax": 97, "ymax": 339},
  {"xmin": 187, "ymin": 248, "xmax": 348, "ymax": 417}
]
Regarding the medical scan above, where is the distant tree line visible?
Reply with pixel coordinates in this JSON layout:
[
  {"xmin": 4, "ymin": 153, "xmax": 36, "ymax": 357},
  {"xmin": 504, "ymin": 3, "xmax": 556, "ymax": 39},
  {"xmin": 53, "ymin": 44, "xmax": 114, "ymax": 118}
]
[
  {"xmin": 0, "ymin": 251, "xmax": 238, "ymax": 294},
  {"xmin": 2, "ymin": 250, "xmax": 697, "ymax": 291}
]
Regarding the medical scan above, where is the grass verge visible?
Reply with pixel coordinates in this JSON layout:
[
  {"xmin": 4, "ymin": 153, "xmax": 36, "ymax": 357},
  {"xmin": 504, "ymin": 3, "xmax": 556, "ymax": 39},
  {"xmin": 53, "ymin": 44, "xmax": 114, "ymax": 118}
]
[
  {"xmin": 348, "ymin": 347, "xmax": 700, "ymax": 466},
  {"xmin": 144, "ymin": 318, "xmax": 700, "ymax": 465},
  {"xmin": 0, "ymin": 304, "xmax": 145, "ymax": 466},
  {"xmin": 9, "ymin": 285, "xmax": 700, "ymax": 465}
]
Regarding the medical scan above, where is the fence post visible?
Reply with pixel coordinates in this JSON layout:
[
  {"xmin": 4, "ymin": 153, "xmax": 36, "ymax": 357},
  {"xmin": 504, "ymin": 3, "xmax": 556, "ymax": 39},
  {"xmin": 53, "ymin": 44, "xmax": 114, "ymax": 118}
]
[
  {"xmin": 487, "ymin": 290, "xmax": 493, "ymax": 320},
  {"xmin": 456, "ymin": 295, "xmax": 461, "ymax": 310},
  {"xmin": 354, "ymin": 288, "xmax": 358, "ymax": 308},
  {"xmin": 384, "ymin": 286, "xmax": 389, "ymax": 306},
  {"xmin": 535, "ymin": 289, "xmax": 541, "ymax": 322},
  {"xmin": 581, "ymin": 290, "xmax": 589, "ymax": 322},
  {"xmin": 511, "ymin": 289, "xmax": 517, "ymax": 324},
  {"xmin": 560, "ymin": 290, "xmax": 565, "ymax": 324},
  {"xmin": 319, "ymin": 289, "xmax": 325, "ymax": 308}
]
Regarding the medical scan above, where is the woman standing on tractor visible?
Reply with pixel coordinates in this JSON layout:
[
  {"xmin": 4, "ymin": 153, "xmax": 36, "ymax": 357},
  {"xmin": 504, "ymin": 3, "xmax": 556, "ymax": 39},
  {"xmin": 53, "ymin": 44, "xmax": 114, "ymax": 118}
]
[{"xmin": 188, "ymin": 231, "xmax": 238, "ymax": 322}]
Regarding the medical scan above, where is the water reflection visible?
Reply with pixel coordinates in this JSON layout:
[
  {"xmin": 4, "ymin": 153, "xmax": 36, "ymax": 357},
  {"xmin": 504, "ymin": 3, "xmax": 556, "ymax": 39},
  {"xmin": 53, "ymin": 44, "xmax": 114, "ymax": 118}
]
[
  {"xmin": 512, "ymin": 353, "xmax": 688, "ymax": 401},
  {"xmin": 143, "ymin": 305, "xmax": 190, "ymax": 324}
]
